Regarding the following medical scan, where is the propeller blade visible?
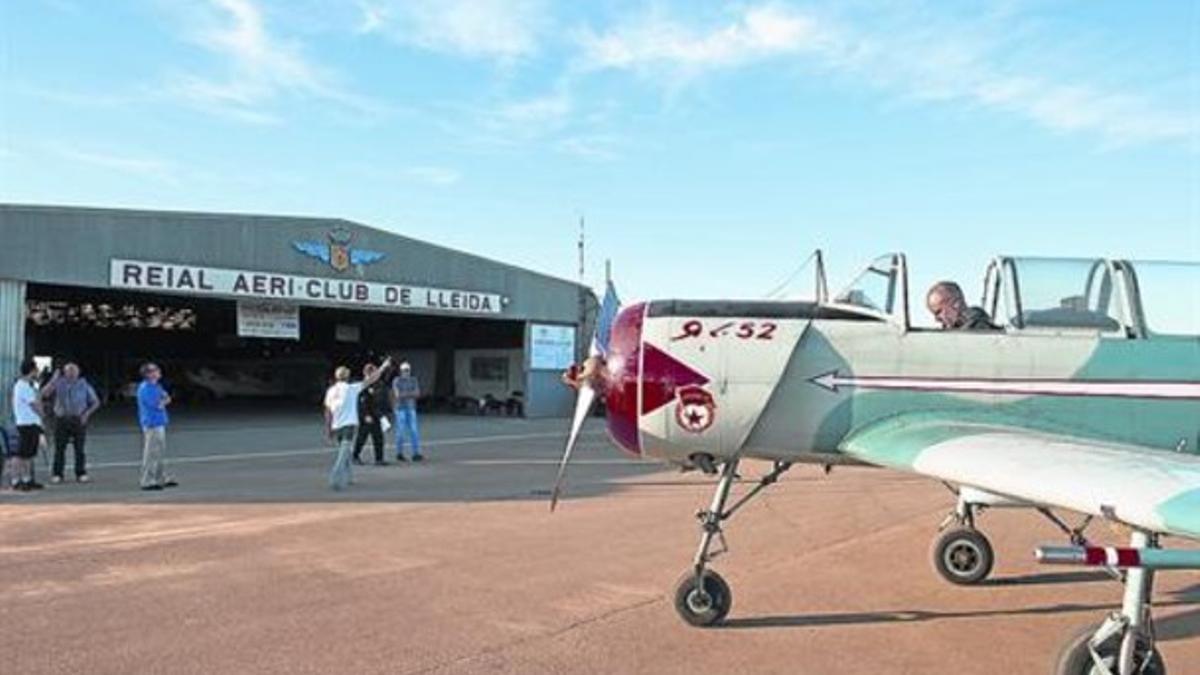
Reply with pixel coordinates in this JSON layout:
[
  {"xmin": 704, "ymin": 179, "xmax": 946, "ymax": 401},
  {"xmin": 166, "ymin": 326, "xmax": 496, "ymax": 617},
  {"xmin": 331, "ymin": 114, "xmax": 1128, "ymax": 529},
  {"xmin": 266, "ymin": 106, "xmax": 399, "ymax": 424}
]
[{"xmin": 549, "ymin": 382, "xmax": 599, "ymax": 512}]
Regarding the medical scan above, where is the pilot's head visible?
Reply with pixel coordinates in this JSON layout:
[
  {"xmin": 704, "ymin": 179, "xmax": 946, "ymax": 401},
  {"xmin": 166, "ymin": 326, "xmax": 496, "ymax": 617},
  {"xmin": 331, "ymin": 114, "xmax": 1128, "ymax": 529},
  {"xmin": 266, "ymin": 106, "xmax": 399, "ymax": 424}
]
[{"xmin": 927, "ymin": 281, "xmax": 968, "ymax": 329}]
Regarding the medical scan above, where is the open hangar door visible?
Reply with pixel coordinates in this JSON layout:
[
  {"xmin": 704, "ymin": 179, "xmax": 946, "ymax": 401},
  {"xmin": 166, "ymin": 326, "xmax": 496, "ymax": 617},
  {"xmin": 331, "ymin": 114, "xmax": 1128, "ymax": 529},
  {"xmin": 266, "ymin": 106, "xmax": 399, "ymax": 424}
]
[
  {"xmin": 26, "ymin": 283, "xmax": 532, "ymax": 416},
  {"xmin": 304, "ymin": 306, "xmax": 528, "ymax": 415},
  {"xmin": 25, "ymin": 283, "xmax": 332, "ymax": 409}
]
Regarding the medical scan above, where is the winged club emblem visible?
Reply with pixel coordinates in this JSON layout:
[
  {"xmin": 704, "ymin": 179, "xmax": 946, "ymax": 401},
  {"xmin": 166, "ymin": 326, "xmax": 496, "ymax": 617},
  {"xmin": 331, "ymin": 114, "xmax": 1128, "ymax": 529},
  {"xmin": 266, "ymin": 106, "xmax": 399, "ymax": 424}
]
[{"xmin": 293, "ymin": 227, "xmax": 386, "ymax": 273}]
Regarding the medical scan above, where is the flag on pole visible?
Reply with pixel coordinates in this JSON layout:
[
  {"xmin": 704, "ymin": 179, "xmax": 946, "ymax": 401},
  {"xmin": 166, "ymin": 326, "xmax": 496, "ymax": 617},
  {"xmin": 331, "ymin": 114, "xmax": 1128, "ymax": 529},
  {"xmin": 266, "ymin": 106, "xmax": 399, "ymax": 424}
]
[{"xmin": 591, "ymin": 280, "xmax": 621, "ymax": 357}]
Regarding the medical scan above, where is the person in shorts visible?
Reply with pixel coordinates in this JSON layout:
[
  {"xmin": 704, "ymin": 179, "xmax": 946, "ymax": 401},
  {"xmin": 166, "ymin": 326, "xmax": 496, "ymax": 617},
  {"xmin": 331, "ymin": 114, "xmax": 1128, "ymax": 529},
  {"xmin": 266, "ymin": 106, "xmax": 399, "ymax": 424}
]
[{"xmin": 10, "ymin": 358, "xmax": 45, "ymax": 492}]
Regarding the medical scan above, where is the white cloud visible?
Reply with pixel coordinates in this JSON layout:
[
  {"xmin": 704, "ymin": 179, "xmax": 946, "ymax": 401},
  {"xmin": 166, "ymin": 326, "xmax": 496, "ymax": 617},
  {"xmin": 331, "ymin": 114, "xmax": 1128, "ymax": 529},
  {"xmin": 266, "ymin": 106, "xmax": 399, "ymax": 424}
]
[
  {"xmin": 496, "ymin": 90, "xmax": 572, "ymax": 127},
  {"xmin": 48, "ymin": 143, "xmax": 179, "ymax": 184},
  {"xmin": 404, "ymin": 165, "xmax": 461, "ymax": 186},
  {"xmin": 576, "ymin": 3, "xmax": 1196, "ymax": 148},
  {"xmin": 342, "ymin": 162, "xmax": 462, "ymax": 187},
  {"xmin": 357, "ymin": 0, "xmax": 546, "ymax": 61},
  {"xmin": 168, "ymin": 0, "xmax": 381, "ymax": 122},
  {"xmin": 579, "ymin": 5, "xmax": 823, "ymax": 72},
  {"xmin": 42, "ymin": 0, "xmax": 82, "ymax": 13},
  {"xmin": 355, "ymin": 1, "xmax": 386, "ymax": 34},
  {"xmin": 556, "ymin": 134, "xmax": 621, "ymax": 161}
]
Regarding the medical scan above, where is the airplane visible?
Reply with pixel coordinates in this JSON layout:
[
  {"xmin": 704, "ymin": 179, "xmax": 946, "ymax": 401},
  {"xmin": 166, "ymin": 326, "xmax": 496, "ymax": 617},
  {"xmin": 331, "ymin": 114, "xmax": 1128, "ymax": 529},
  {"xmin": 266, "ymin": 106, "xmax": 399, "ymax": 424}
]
[{"xmin": 552, "ymin": 252, "xmax": 1200, "ymax": 675}]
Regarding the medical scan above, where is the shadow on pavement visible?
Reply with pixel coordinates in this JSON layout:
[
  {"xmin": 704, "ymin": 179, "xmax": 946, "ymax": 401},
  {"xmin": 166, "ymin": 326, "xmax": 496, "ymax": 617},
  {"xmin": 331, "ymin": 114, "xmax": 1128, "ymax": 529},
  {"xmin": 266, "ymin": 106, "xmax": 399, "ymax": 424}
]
[
  {"xmin": 981, "ymin": 570, "xmax": 1113, "ymax": 587},
  {"xmin": 721, "ymin": 598, "xmax": 1199, "ymax": 631},
  {"xmin": 1157, "ymin": 607, "xmax": 1200, "ymax": 642},
  {"xmin": 2, "ymin": 412, "xmax": 676, "ymax": 505}
]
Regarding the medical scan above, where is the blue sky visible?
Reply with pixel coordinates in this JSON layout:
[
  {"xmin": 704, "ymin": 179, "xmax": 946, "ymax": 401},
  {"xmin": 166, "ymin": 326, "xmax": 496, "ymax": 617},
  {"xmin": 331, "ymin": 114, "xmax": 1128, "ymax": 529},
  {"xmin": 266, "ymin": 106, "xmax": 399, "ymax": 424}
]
[{"xmin": 2, "ymin": 0, "xmax": 1197, "ymax": 312}]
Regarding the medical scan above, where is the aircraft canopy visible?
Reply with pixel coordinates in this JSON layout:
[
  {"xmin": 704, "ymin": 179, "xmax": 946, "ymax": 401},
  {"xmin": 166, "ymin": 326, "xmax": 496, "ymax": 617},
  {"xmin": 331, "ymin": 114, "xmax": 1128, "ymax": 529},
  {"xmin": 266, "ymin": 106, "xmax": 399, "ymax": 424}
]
[
  {"xmin": 821, "ymin": 252, "xmax": 1198, "ymax": 338},
  {"xmin": 984, "ymin": 256, "xmax": 1200, "ymax": 338}
]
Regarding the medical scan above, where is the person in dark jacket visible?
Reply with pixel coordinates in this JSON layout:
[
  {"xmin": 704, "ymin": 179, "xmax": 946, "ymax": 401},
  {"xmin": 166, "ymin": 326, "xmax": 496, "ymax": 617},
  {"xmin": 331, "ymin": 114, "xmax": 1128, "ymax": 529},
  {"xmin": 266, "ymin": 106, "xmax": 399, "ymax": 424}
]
[
  {"xmin": 926, "ymin": 281, "xmax": 999, "ymax": 331},
  {"xmin": 352, "ymin": 363, "xmax": 389, "ymax": 466}
]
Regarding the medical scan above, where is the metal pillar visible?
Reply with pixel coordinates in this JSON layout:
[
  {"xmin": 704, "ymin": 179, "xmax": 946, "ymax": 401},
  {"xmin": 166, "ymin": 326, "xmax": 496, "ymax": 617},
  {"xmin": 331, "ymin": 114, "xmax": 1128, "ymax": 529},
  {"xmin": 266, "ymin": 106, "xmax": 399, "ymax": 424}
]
[{"xmin": 0, "ymin": 279, "xmax": 28, "ymax": 423}]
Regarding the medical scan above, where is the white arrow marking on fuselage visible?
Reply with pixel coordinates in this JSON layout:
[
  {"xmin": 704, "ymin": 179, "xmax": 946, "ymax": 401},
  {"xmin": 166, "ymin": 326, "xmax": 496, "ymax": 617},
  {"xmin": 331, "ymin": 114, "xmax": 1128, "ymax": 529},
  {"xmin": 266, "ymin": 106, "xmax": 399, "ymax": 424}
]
[{"xmin": 809, "ymin": 371, "xmax": 1200, "ymax": 400}]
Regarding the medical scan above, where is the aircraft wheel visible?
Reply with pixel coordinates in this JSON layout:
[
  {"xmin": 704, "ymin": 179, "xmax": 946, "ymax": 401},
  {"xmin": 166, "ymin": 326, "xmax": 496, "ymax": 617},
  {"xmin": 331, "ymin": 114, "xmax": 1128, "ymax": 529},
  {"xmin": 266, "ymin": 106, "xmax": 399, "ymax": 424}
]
[
  {"xmin": 1055, "ymin": 623, "xmax": 1166, "ymax": 675},
  {"xmin": 673, "ymin": 570, "xmax": 732, "ymax": 627},
  {"xmin": 933, "ymin": 527, "xmax": 994, "ymax": 585}
]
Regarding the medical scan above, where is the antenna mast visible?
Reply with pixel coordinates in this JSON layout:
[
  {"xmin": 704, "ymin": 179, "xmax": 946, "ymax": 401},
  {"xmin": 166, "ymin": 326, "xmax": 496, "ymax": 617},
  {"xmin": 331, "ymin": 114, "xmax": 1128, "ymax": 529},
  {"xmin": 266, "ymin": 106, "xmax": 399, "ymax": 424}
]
[
  {"xmin": 577, "ymin": 216, "xmax": 587, "ymax": 361},
  {"xmin": 578, "ymin": 216, "xmax": 585, "ymax": 285}
]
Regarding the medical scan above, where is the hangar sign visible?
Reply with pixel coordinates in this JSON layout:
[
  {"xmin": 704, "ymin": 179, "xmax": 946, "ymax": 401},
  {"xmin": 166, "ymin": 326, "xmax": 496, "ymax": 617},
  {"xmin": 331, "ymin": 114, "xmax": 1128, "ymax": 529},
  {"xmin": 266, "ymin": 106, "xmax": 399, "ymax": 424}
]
[
  {"xmin": 237, "ymin": 301, "xmax": 300, "ymax": 340},
  {"xmin": 110, "ymin": 259, "xmax": 506, "ymax": 315},
  {"xmin": 529, "ymin": 324, "xmax": 576, "ymax": 370}
]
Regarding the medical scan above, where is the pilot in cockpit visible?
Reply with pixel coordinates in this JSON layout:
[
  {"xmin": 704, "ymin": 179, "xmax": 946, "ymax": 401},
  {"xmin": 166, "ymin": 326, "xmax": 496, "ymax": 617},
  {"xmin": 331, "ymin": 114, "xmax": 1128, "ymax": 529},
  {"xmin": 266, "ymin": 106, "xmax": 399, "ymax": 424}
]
[{"xmin": 926, "ymin": 281, "xmax": 999, "ymax": 331}]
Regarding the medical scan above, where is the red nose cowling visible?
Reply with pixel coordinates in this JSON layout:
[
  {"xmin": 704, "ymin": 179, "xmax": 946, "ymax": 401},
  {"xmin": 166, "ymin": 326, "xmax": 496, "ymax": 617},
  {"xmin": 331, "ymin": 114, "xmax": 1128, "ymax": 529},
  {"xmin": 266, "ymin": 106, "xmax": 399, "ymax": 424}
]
[{"xmin": 605, "ymin": 303, "xmax": 645, "ymax": 456}]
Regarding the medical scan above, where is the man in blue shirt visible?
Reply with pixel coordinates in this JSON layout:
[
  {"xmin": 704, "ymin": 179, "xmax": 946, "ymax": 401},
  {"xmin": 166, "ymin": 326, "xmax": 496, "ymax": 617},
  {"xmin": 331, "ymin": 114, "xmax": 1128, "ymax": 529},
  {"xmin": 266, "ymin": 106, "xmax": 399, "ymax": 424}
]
[
  {"xmin": 136, "ymin": 362, "xmax": 177, "ymax": 491},
  {"xmin": 390, "ymin": 362, "xmax": 422, "ymax": 462}
]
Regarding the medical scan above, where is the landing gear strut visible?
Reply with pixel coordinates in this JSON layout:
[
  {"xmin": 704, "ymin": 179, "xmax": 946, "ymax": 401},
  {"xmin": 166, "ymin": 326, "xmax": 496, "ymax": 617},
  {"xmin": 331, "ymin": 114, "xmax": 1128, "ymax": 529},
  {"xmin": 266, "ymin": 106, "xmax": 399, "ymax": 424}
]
[
  {"xmin": 1054, "ymin": 531, "xmax": 1166, "ymax": 675},
  {"xmin": 673, "ymin": 458, "xmax": 791, "ymax": 627},
  {"xmin": 932, "ymin": 496, "xmax": 1101, "ymax": 586},
  {"xmin": 933, "ymin": 498, "xmax": 994, "ymax": 585}
]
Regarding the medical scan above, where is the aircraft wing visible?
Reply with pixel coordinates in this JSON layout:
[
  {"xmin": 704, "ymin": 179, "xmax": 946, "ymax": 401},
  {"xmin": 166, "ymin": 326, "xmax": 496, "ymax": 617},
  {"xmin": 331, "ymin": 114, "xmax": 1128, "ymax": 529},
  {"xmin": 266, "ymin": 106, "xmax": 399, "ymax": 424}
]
[{"xmin": 840, "ymin": 412, "xmax": 1200, "ymax": 540}]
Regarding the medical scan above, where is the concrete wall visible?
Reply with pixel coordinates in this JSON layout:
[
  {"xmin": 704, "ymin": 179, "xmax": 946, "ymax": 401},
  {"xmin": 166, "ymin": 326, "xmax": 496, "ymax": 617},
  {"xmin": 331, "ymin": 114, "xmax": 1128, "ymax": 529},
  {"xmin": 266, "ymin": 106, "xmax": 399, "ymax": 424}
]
[
  {"xmin": 0, "ymin": 279, "xmax": 27, "ymax": 425},
  {"xmin": 524, "ymin": 370, "xmax": 574, "ymax": 418}
]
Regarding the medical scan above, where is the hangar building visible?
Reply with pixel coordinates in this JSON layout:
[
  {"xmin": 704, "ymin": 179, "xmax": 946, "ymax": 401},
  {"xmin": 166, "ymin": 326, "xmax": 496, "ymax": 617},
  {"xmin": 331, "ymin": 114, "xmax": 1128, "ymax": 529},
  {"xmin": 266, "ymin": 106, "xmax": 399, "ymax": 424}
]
[{"xmin": 0, "ymin": 204, "xmax": 594, "ymax": 418}]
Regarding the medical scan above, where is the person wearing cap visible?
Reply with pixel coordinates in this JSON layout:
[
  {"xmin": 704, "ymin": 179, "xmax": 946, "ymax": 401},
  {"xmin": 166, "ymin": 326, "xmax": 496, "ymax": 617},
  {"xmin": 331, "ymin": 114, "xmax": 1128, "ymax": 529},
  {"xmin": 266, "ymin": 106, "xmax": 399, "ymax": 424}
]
[
  {"xmin": 136, "ymin": 362, "xmax": 177, "ymax": 491},
  {"xmin": 390, "ymin": 362, "xmax": 422, "ymax": 462},
  {"xmin": 324, "ymin": 357, "xmax": 393, "ymax": 490}
]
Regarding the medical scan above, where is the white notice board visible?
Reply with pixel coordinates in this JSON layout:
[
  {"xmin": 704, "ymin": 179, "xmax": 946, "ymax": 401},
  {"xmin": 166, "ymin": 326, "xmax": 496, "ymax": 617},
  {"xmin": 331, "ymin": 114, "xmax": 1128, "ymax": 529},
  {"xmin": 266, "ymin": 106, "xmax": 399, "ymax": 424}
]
[
  {"xmin": 529, "ymin": 324, "xmax": 576, "ymax": 370},
  {"xmin": 237, "ymin": 302, "xmax": 300, "ymax": 340}
]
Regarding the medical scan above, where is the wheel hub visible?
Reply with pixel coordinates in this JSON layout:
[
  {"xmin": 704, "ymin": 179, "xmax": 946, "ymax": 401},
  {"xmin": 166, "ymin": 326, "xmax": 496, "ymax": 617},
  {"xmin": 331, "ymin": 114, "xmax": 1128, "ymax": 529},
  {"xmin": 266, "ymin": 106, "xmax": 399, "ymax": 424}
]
[
  {"xmin": 947, "ymin": 542, "xmax": 981, "ymax": 574},
  {"xmin": 686, "ymin": 589, "xmax": 713, "ymax": 614}
]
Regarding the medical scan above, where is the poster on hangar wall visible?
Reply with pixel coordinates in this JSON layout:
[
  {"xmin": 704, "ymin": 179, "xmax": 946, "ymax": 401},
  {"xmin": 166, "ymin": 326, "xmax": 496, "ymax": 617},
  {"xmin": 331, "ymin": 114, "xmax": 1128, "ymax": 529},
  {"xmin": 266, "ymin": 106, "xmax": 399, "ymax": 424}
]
[
  {"xmin": 529, "ymin": 324, "xmax": 576, "ymax": 371},
  {"xmin": 237, "ymin": 301, "xmax": 301, "ymax": 340}
]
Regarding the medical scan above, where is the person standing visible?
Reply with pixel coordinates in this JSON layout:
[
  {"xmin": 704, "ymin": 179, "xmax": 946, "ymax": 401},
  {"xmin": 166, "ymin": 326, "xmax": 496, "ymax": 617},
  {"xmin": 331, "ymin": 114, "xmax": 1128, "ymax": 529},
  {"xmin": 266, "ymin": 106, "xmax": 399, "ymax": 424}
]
[
  {"xmin": 41, "ymin": 363, "xmax": 101, "ymax": 483},
  {"xmin": 351, "ymin": 363, "xmax": 389, "ymax": 467},
  {"xmin": 10, "ymin": 359, "xmax": 45, "ymax": 492},
  {"xmin": 391, "ymin": 362, "xmax": 423, "ymax": 462},
  {"xmin": 136, "ymin": 362, "xmax": 177, "ymax": 491},
  {"xmin": 324, "ymin": 357, "xmax": 392, "ymax": 490}
]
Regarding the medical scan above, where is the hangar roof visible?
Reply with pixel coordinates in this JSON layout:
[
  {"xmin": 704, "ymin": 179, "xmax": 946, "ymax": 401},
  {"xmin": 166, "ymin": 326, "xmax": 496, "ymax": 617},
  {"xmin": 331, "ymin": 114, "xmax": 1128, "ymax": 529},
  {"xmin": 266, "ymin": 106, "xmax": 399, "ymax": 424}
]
[{"xmin": 0, "ymin": 204, "xmax": 593, "ymax": 323}]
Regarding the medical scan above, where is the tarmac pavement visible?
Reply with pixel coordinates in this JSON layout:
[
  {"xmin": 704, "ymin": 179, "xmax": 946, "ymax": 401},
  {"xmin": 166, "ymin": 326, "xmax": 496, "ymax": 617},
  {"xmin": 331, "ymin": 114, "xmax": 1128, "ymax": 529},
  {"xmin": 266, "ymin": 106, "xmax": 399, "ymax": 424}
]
[{"xmin": 1, "ymin": 411, "xmax": 1196, "ymax": 674}]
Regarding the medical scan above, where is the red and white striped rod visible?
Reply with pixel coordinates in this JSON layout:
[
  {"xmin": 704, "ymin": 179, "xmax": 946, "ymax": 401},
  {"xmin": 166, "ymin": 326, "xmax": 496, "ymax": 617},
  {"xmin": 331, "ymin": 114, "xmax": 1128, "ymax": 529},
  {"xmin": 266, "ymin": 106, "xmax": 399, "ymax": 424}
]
[{"xmin": 1036, "ymin": 546, "xmax": 1200, "ymax": 570}]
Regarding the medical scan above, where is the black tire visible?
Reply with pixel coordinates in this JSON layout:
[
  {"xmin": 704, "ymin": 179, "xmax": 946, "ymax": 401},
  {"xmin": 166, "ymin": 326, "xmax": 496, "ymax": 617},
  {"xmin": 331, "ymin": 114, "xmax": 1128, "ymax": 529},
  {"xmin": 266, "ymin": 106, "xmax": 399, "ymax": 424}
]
[
  {"xmin": 1055, "ymin": 623, "xmax": 1166, "ymax": 675},
  {"xmin": 932, "ymin": 527, "xmax": 994, "ymax": 585},
  {"xmin": 673, "ymin": 570, "xmax": 732, "ymax": 627}
]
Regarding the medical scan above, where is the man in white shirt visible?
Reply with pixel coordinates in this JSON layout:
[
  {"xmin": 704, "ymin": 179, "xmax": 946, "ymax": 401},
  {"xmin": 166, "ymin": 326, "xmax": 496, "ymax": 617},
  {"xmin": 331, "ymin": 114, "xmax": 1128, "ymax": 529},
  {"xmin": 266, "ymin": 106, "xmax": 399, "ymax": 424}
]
[
  {"xmin": 10, "ymin": 358, "xmax": 46, "ymax": 492},
  {"xmin": 324, "ymin": 357, "xmax": 392, "ymax": 490}
]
